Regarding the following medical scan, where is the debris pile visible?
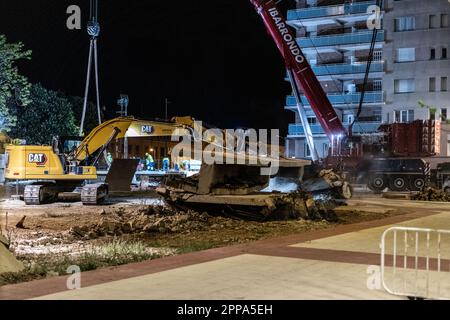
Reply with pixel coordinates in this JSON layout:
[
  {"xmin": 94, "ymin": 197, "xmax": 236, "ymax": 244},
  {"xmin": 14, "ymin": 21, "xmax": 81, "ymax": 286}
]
[
  {"xmin": 70, "ymin": 206, "xmax": 217, "ymax": 239},
  {"xmin": 411, "ymin": 187, "xmax": 450, "ymax": 202},
  {"xmin": 69, "ymin": 197, "xmax": 338, "ymax": 240},
  {"xmin": 0, "ymin": 233, "xmax": 24, "ymax": 274}
]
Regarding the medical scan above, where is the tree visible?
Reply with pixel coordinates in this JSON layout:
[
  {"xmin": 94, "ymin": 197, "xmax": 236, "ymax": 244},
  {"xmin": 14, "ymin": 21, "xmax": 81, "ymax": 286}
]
[
  {"xmin": 10, "ymin": 84, "xmax": 79, "ymax": 144},
  {"xmin": 0, "ymin": 34, "xmax": 32, "ymax": 132},
  {"xmin": 67, "ymin": 95, "xmax": 100, "ymax": 135}
]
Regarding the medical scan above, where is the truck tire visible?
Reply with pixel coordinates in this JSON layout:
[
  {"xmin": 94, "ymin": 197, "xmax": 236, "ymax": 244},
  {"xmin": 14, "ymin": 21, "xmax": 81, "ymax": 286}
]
[
  {"xmin": 410, "ymin": 177, "xmax": 425, "ymax": 191},
  {"xmin": 389, "ymin": 176, "xmax": 408, "ymax": 192},
  {"xmin": 368, "ymin": 174, "xmax": 386, "ymax": 192}
]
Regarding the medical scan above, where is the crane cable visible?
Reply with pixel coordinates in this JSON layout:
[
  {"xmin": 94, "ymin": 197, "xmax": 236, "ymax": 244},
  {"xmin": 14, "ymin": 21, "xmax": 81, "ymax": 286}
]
[{"xmin": 349, "ymin": 0, "xmax": 383, "ymax": 136}]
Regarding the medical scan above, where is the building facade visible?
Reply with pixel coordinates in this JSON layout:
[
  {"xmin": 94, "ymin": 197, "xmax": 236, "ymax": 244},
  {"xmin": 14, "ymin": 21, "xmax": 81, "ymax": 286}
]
[
  {"xmin": 285, "ymin": 0, "xmax": 450, "ymax": 159},
  {"xmin": 383, "ymin": 0, "xmax": 450, "ymax": 156}
]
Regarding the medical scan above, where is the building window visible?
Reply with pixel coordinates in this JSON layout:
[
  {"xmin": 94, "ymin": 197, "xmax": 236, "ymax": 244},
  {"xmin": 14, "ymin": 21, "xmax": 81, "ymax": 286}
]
[
  {"xmin": 344, "ymin": 114, "xmax": 354, "ymax": 124},
  {"xmin": 442, "ymin": 77, "xmax": 448, "ymax": 92},
  {"xmin": 394, "ymin": 110, "xmax": 414, "ymax": 123},
  {"xmin": 408, "ymin": 110, "xmax": 415, "ymax": 122},
  {"xmin": 373, "ymin": 50, "xmax": 383, "ymax": 61},
  {"xmin": 443, "ymin": 48, "xmax": 448, "ymax": 59},
  {"xmin": 442, "ymin": 14, "xmax": 449, "ymax": 28},
  {"xmin": 395, "ymin": 16, "xmax": 415, "ymax": 31},
  {"xmin": 430, "ymin": 110, "xmax": 436, "ymax": 121},
  {"xmin": 394, "ymin": 79, "xmax": 415, "ymax": 93},
  {"xmin": 430, "ymin": 14, "xmax": 439, "ymax": 29},
  {"xmin": 396, "ymin": 48, "xmax": 415, "ymax": 62},
  {"xmin": 323, "ymin": 144, "xmax": 329, "ymax": 157},
  {"xmin": 374, "ymin": 80, "xmax": 383, "ymax": 91},
  {"xmin": 307, "ymin": 117, "xmax": 317, "ymax": 125},
  {"xmin": 431, "ymin": 48, "xmax": 436, "ymax": 60},
  {"xmin": 441, "ymin": 108, "xmax": 448, "ymax": 121},
  {"xmin": 430, "ymin": 77, "xmax": 436, "ymax": 92},
  {"xmin": 304, "ymin": 143, "xmax": 311, "ymax": 158}
]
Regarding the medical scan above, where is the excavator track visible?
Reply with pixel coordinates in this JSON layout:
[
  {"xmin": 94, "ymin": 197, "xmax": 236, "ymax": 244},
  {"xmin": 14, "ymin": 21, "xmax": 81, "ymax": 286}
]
[
  {"xmin": 81, "ymin": 183, "xmax": 109, "ymax": 205},
  {"xmin": 24, "ymin": 183, "xmax": 58, "ymax": 205}
]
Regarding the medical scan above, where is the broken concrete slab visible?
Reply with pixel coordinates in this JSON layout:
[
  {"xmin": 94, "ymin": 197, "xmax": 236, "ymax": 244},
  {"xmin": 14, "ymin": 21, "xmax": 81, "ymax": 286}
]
[{"xmin": 0, "ymin": 234, "xmax": 24, "ymax": 274}]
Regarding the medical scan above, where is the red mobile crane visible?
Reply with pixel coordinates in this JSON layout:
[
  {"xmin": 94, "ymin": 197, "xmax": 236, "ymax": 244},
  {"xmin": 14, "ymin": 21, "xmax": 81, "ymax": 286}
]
[{"xmin": 250, "ymin": 0, "xmax": 440, "ymax": 191}]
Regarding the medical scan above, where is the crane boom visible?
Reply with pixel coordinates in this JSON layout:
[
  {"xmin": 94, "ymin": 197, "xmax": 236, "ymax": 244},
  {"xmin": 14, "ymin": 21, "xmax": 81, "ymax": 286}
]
[{"xmin": 250, "ymin": 0, "xmax": 347, "ymax": 139}]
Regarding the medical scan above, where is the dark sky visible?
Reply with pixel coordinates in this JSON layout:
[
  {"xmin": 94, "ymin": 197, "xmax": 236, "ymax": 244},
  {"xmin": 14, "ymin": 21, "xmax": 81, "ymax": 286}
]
[{"xmin": 0, "ymin": 0, "xmax": 295, "ymax": 135}]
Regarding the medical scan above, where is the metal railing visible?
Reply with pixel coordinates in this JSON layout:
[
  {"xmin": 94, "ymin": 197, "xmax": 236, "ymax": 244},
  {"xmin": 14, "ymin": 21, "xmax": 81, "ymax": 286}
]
[
  {"xmin": 298, "ymin": 30, "xmax": 385, "ymax": 48},
  {"xmin": 287, "ymin": 1, "xmax": 377, "ymax": 20},
  {"xmin": 381, "ymin": 227, "xmax": 450, "ymax": 300},
  {"xmin": 286, "ymin": 91, "xmax": 384, "ymax": 106},
  {"xmin": 288, "ymin": 122, "xmax": 381, "ymax": 136},
  {"xmin": 312, "ymin": 61, "xmax": 384, "ymax": 76}
]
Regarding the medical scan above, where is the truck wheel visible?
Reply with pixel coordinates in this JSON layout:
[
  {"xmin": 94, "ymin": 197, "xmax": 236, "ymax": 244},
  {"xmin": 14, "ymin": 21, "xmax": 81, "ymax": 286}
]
[
  {"xmin": 410, "ymin": 177, "xmax": 425, "ymax": 191},
  {"xmin": 368, "ymin": 174, "xmax": 386, "ymax": 192},
  {"xmin": 389, "ymin": 176, "xmax": 407, "ymax": 192}
]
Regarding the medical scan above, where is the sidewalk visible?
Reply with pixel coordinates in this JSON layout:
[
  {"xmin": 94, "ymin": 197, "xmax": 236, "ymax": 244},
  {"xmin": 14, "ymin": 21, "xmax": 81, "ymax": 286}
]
[{"xmin": 1, "ymin": 199, "xmax": 448, "ymax": 300}]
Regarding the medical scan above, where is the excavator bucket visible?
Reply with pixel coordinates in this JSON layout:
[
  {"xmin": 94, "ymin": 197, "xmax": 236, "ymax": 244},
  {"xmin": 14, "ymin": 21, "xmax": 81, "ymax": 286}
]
[{"xmin": 105, "ymin": 159, "xmax": 140, "ymax": 192}]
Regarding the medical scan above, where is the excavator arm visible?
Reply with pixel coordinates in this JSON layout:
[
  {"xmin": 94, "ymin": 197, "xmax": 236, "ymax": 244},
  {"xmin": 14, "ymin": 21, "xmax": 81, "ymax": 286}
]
[
  {"xmin": 71, "ymin": 116, "xmax": 135, "ymax": 162},
  {"xmin": 249, "ymin": 0, "xmax": 347, "ymax": 140}
]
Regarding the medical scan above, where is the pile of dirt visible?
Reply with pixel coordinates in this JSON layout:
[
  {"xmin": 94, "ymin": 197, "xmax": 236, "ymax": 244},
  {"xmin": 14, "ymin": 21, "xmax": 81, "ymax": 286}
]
[
  {"xmin": 68, "ymin": 200, "xmax": 338, "ymax": 240},
  {"xmin": 411, "ymin": 187, "xmax": 450, "ymax": 202},
  {"xmin": 0, "ymin": 234, "xmax": 24, "ymax": 274},
  {"xmin": 69, "ymin": 206, "xmax": 221, "ymax": 240}
]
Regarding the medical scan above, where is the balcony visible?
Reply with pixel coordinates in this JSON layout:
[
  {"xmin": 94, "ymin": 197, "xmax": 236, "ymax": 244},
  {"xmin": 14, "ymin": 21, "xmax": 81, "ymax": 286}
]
[
  {"xmin": 287, "ymin": 1, "xmax": 377, "ymax": 20},
  {"xmin": 288, "ymin": 122, "xmax": 381, "ymax": 136},
  {"xmin": 286, "ymin": 91, "xmax": 384, "ymax": 107},
  {"xmin": 298, "ymin": 30, "xmax": 384, "ymax": 48},
  {"xmin": 312, "ymin": 61, "xmax": 383, "ymax": 76}
]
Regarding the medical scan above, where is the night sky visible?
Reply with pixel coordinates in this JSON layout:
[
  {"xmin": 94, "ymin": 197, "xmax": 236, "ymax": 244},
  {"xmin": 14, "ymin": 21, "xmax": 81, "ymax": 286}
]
[{"xmin": 0, "ymin": 0, "xmax": 296, "ymax": 136}]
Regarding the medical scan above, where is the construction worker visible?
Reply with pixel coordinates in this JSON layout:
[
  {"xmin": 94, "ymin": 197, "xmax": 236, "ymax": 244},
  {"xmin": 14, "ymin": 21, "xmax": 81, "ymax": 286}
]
[
  {"xmin": 106, "ymin": 152, "xmax": 113, "ymax": 167},
  {"xmin": 162, "ymin": 157, "xmax": 170, "ymax": 172},
  {"xmin": 145, "ymin": 152, "xmax": 154, "ymax": 171}
]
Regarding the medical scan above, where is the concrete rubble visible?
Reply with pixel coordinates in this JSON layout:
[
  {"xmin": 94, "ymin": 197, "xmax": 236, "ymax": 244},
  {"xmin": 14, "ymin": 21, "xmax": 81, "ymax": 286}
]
[{"xmin": 411, "ymin": 187, "xmax": 450, "ymax": 202}]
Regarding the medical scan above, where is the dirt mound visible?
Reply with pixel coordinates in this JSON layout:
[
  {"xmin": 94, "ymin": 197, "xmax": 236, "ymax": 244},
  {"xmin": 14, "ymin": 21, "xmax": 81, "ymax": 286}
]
[
  {"xmin": 0, "ymin": 234, "xmax": 24, "ymax": 274},
  {"xmin": 411, "ymin": 187, "xmax": 450, "ymax": 202},
  {"xmin": 69, "ymin": 200, "xmax": 338, "ymax": 240},
  {"xmin": 69, "ymin": 206, "xmax": 217, "ymax": 239}
]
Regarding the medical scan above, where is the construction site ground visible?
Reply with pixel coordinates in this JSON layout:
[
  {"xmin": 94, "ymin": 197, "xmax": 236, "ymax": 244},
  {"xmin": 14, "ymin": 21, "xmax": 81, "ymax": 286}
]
[{"xmin": 1, "ymin": 188, "xmax": 450, "ymax": 299}]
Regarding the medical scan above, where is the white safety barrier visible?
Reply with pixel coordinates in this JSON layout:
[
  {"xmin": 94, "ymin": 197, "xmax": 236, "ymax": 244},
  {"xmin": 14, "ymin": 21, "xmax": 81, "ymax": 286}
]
[{"xmin": 381, "ymin": 226, "xmax": 450, "ymax": 300}]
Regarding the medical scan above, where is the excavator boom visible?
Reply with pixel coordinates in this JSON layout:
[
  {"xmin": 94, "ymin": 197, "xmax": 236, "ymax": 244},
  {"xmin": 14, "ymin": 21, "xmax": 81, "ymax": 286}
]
[{"xmin": 72, "ymin": 116, "xmax": 135, "ymax": 161}]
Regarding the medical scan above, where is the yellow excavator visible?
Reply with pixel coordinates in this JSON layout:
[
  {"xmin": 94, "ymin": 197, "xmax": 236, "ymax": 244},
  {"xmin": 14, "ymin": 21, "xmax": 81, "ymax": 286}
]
[
  {"xmin": 4, "ymin": 116, "xmax": 195, "ymax": 205},
  {"xmin": 4, "ymin": 117, "xmax": 134, "ymax": 205}
]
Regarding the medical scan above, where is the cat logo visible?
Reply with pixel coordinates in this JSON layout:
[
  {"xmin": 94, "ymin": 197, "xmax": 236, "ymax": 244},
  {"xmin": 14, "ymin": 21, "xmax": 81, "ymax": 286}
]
[
  {"xmin": 28, "ymin": 153, "xmax": 48, "ymax": 166},
  {"xmin": 141, "ymin": 125, "xmax": 154, "ymax": 134}
]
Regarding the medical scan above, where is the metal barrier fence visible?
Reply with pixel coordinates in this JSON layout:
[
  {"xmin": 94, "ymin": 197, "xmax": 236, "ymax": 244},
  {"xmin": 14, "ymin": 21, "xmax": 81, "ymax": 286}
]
[{"xmin": 381, "ymin": 227, "xmax": 450, "ymax": 299}]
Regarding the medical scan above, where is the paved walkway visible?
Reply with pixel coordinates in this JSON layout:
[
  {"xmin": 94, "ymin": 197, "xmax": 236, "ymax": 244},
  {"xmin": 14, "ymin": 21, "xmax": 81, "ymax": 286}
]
[{"xmin": 1, "ymin": 198, "xmax": 450, "ymax": 300}]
